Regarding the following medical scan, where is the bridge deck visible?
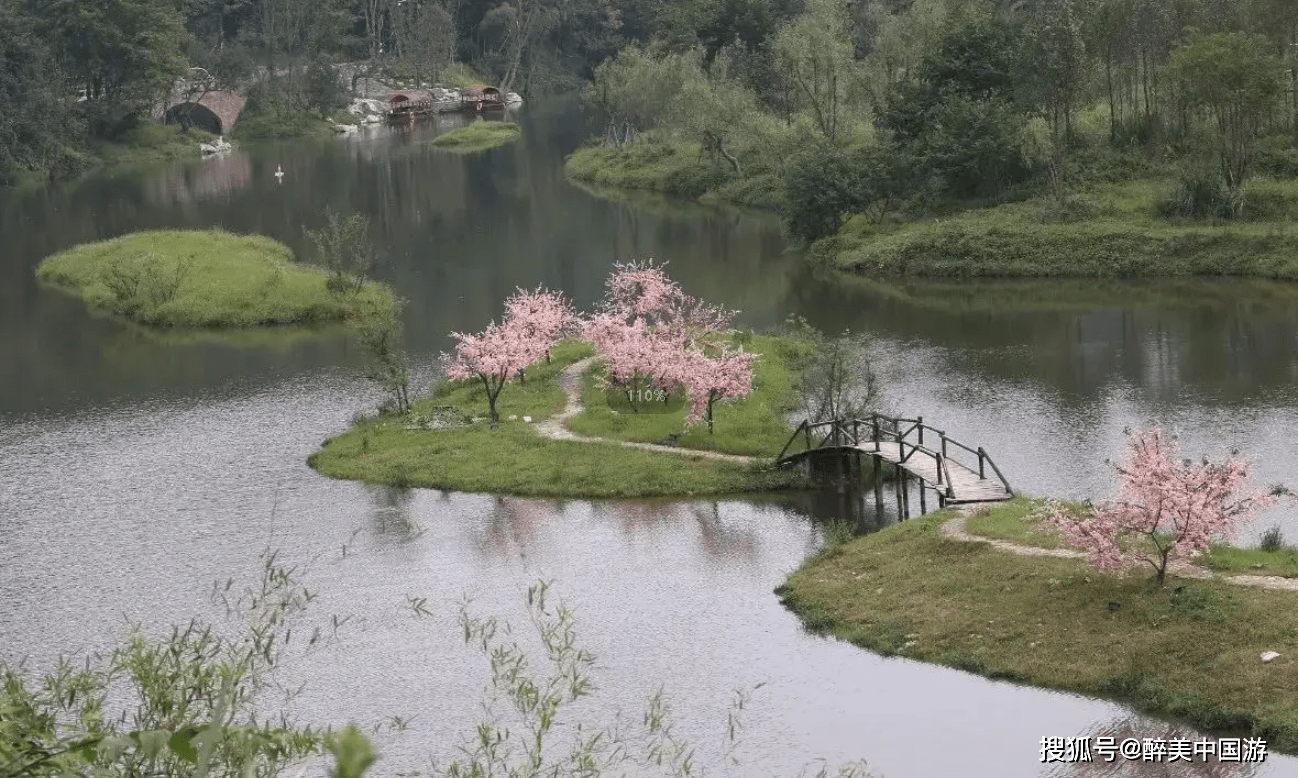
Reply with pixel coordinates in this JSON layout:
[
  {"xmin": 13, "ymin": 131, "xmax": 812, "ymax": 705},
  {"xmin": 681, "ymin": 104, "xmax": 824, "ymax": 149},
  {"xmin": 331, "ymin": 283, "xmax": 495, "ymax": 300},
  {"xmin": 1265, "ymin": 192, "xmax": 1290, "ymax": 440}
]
[{"xmin": 788, "ymin": 441, "xmax": 1012, "ymax": 504}]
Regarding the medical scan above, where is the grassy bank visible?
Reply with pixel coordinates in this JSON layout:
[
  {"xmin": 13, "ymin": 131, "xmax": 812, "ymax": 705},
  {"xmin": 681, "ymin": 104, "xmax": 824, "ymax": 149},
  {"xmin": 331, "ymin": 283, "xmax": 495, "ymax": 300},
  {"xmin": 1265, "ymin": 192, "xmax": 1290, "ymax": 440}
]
[
  {"xmin": 778, "ymin": 507, "xmax": 1298, "ymax": 752},
  {"xmin": 431, "ymin": 121, "xmax": 520, "ymax": 153},
  {"xmin": 91, "ymin": 123, "xmax": 215, "ymax": 167},
  {"xmin": 821, "ymin": 178, "xmax": 1298, "ymax": 280},
  {"xmin": 568, "ymin": 139, "xmax": 1298, "ymax": 282},
  {"xmin": 966, "ymin": 496, "xmax": 1298, "ymax": 579},
  {"xmin": 231, "ymin": 109, "xmax": 351, "ymax": 142},
  {"xmin": 567, "ymin": 333, "xmax": 808, "ymax": 456},
  {"xmin": 37, "ymin": 229, "xmax": 394, "ymax": 328},
  {"xmin": 564, "ymin": 141, "xmax": 786, "ymax": 210},
  {"xmin": 309, "ymin": 337, "xmax": 809, "ymax": 498}
]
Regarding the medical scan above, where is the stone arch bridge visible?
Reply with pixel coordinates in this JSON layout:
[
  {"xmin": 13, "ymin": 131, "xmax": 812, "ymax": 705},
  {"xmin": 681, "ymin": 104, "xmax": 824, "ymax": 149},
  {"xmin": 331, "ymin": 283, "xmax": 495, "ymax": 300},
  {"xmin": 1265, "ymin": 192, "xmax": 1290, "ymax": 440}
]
[{"xmin": 159, "ymin": 90, "xmax": 247, "ymax": 136}]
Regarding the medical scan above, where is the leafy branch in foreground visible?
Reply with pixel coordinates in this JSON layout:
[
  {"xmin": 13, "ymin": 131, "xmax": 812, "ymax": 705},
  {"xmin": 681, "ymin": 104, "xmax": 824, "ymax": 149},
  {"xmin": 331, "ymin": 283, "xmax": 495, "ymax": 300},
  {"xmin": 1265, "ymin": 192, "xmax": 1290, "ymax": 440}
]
[
  {"xmin": 3, "ymin": 563, "xmax": 878, "ymax": 778},
  {"xmin": 437, "ymin": 580, "xmax": 877, "ymax": 778},
  {"xmin": 1, "ymin": 550, "xmax": 333, "ymax": 778}
]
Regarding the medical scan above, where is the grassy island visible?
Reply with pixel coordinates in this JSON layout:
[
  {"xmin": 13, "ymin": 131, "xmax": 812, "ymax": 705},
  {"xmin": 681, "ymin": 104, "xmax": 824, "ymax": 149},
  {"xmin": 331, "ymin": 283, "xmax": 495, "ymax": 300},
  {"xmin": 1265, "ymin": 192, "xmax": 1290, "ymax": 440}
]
[
  {"xmin": 778, "ymin": 498, "xmax": 1298, "ymax": 752},
  {"xmin": 431, "ymin": 121, "xmax": 520, "ymax": 153},
  {"xmin": 37, "ymin": 229, "xmax": 394, "ymax": 328},
  {"xmin": 309, "ymin": 335, "xmax": 810, "ymax": 498}
]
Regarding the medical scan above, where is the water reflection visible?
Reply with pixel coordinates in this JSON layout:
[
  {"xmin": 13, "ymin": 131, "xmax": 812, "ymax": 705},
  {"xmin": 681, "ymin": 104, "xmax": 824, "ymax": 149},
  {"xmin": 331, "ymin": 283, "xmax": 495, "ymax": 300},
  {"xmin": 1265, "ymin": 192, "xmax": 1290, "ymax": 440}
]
[
  {"xmin": 365, "ymin": 484, "xmax": 422, "ymax": 541},
  {"xmin": 149, "ymin": 150, "xmax": 252, "ymax": 204}
]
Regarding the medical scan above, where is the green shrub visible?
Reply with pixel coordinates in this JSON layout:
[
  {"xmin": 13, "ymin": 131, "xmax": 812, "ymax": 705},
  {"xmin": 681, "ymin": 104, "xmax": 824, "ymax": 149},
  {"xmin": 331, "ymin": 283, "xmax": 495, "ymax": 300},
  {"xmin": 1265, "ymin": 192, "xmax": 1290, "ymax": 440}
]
[
  {"xmin": 1261, "ymin": 525, "xmax": 1287, "ymax": 553},
  {"xmin": 663, "ymin": 163, "xmax": 733, "ymax": 198},
  {"xmin": 1253, "ymin": 138, "xmax": 1298, "ymax": 178},
  {"xmin": 1155, "ymin": 164, "xmax": 1238, "ymax": 219}
]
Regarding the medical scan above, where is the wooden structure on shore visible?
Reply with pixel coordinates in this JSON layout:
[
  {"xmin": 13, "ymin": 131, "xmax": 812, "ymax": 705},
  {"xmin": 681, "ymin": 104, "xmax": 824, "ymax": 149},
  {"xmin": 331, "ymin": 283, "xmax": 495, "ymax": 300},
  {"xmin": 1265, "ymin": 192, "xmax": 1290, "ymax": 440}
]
[
  {"xmin": 776, "ymin": 412, "xmax": 1013, "ymax": 518},
  {"xmin": 387, "ymin": 89, "xmax": 436, "ymax": 121},
  {"xmin": 463, "ymin": 86, "xmax": 504, "ymax": 112}
]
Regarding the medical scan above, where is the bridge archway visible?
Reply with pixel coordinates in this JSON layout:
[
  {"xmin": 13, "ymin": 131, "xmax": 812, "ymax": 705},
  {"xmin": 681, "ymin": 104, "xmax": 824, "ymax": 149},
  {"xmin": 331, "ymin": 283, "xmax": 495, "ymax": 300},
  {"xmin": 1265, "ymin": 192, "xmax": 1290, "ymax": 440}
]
[
  {"xmin": 164, "ymin": 102, "xmax": 222, "ymax": 134},
  {"xmin": 162, "ymin": 91, "xmax": 246, "ymax": 135}
]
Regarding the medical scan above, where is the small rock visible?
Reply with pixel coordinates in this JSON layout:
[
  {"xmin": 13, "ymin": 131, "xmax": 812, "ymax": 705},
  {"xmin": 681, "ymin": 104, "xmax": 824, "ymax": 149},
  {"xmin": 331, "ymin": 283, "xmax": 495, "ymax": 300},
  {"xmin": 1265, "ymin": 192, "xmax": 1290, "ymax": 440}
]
[
  {"xmin": 875, "ymin": 588, "xmax": 884, "ymax": 595},
  {"xmin": 523, "ymin": 416, "xmax": 532, "ymax": 423},
  {"xmin": 1262, "ymin": 651, "xmax": 1281, "ymax": 662},
  {"xmin": 508, "ymin": 415, "xmax": 518, "ymax": 420}
]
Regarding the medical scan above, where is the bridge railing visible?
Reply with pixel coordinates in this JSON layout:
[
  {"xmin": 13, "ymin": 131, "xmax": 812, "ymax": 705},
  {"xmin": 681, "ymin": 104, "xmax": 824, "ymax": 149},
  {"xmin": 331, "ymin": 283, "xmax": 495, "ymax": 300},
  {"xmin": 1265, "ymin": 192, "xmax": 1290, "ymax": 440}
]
[{"xmin": 776, "ymin": 411, "xmax": 1013, "ymax": 498}]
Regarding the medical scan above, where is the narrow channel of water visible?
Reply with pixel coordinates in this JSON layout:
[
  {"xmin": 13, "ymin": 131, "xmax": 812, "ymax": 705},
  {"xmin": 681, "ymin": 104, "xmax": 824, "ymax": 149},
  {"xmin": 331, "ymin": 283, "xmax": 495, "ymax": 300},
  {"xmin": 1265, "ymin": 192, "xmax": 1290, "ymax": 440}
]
[{"xmin": 3, "ymin": 100, "xmax": 1296, "ymax": 776}]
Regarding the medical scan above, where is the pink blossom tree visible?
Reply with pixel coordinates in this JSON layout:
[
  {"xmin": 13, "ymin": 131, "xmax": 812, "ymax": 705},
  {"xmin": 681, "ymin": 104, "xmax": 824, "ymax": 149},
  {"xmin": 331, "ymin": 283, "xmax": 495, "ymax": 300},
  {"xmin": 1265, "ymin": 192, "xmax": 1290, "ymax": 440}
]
[
  {"xmin": 585, "ymin": 261, "xmax": 755, "ymax": 431},
  {"xmin": 682, "ymin": 349, "xmax": 756, "ymax": 433},
  {"xmin": 503, "ymin": 286, "xmax": 577, "ymax": 368},
  {"xmin": 445, "ymin": 286, "xmax": 573, "ymax": 427},
  {"xmin": 1039, "ymin": 427, "xmax": 1279, "ymax": 587}
]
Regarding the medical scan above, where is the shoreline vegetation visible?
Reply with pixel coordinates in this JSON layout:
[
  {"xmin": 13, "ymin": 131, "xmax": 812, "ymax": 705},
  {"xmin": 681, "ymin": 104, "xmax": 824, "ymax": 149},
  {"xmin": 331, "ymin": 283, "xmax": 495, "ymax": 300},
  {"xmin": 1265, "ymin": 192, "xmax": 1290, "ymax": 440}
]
[
  {"xmin": 778, "ymin": 497, "xmax": 1298, "ymax": 753},
  {"xmin": 309, "ymin": 332, "xmax": 811, "ymax": 498},
  {"xmin": 565, "ymin": 142, "xmax": 1298, "ymax": 281},
  {"xmin": 36, "ymin": 229, "xmax": 395, "ymax": 329},
  {"xmin": 430, "ymin": 121, "xmax": 521, "ymax": 153}
]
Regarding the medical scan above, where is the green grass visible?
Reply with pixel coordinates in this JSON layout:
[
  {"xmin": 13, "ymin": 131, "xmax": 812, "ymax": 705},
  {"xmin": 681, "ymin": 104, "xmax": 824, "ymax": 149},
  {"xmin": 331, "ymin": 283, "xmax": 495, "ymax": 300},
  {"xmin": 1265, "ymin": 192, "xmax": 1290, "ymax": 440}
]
[
  {"xmin": 91, "ymin": 123, "xmax": 215, "ymax": 167},
  {"xmin": 37, "ymin": 229, "xmax": 394, "ymax": 328},
  {"xmin": 778, "ymin": 511, "xmax": 1298, "ymax": 753},
  {"xmin": 309, "ymin": 338, "xmax": 811, "ymax": 497},
  {"xmin": 430, "ymin": 121, "xmax": 520, "ymax": 153},
  {"xmin": 1200, "ymin": 545, "xmax": 1298, "ymax": 578},
  {"xmin": 565, "ymin": 139, "xmax": 787, "ymax": 211},
  {"xmin": 822, "ymin": 178, "xmax": 1298, "ymax": 280},
  {"xmin": 963, "ymin": 495, "xmax": 1067, "ymax": 548},
  {"xmin": 565, "ymin": 141, "xmax": 705, "ymax": 193},
  {"xmin": 965, "ymin": 496, "xmax": 1298, "ymax": 578},
  {"xmin": 231, "ymin": 109, "xmax": 339, "ymax": 142},
  {"xmin": 567, "ymin": 333, "xmax": 812, "ymax": 457}
]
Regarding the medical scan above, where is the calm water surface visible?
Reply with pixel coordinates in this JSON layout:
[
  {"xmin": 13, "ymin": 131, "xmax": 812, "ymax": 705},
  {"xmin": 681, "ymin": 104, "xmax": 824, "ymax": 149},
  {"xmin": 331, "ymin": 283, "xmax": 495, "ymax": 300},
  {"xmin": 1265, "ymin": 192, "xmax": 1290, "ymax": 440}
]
[{"xmin": 2, "ymin": 101, "xmax": 1297, "ymax": 777}]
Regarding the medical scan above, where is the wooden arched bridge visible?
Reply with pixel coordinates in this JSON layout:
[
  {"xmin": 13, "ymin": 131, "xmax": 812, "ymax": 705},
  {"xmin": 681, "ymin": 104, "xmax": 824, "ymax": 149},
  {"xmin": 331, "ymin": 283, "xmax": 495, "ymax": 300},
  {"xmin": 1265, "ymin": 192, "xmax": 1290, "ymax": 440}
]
[{"xmin": 776, "ymin": 413, "xmax": 1013, "ymax": 517}]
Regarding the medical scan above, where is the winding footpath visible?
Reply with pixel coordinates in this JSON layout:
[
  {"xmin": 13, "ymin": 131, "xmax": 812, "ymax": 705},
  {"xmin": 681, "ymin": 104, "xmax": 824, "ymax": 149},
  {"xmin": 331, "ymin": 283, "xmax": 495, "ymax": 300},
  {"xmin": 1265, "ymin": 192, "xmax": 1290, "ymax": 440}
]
[
  {"xmin": 533, "ymin": 358, "xmax": 758, "ymax": 464},
  {"xmin": 940, "ymin": 508, "xmax": 1298, "ymax": 592}
]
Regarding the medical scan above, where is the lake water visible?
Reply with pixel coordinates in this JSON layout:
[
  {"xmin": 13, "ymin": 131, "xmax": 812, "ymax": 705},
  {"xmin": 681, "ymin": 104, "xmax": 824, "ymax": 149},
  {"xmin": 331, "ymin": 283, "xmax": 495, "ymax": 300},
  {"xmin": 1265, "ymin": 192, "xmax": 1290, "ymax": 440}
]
[{"xmin": 2, "ymin": 99, "xmax": 1295, "ymax": 777}]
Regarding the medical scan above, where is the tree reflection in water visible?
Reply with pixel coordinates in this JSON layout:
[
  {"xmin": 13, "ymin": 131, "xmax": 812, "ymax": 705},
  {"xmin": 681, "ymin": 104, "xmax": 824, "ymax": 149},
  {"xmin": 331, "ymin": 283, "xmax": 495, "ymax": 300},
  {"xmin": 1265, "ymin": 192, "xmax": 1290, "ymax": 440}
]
[
  {"xmin": 365, "ymin": 483, "xmax": 422, "ymax": 540},
  {"xmin": 1045, "ymin": 716, "xmax": 1261, "ymax": 778},
  {"xmin": 477, "ymin": 495, "xmax": 553, "ymax": 559},
  {"xmin": 468, "ymin": 498, "xmax": 765, "ymax": 565}
]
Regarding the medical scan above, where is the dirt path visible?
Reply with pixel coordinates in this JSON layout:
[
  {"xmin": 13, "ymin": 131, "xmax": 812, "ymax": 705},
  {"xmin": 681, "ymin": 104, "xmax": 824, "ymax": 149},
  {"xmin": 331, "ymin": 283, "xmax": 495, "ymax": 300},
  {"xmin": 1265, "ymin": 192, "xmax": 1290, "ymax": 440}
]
[
  {"xmin": 533, "ymin": 358, "xmax": 759, "ymax": 465},
  {"xmin": 939, "ymin": 509, "xmax": 1298, "ymax": 592}
]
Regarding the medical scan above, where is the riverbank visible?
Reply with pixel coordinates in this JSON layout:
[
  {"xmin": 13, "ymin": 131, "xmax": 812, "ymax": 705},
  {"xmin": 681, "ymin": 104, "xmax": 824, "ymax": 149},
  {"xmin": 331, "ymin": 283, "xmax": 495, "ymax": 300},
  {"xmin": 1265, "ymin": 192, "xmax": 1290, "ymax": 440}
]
[
  {"xmin": 309, "ymin": 335, "xmax": 810, "ymax": 498},
  {"xmin": 566, "ymin": 143, "xmax": 1298, "ymax": 281},
  {"xmin": 820, "ymin": 177, "xmax": 1298, "ymax": 280},
  {"xmin": 564, "ymin": 142, "xmax": 786, "ymax": 210},
  {"xmin": 431, "ymin": 121, "xmax": 520, "ymax": 153},
  {"xmin": 778, "ymin": 499, "xmax": 1298, "ymax": 752},
  {"xmin": 37, "ymin": 230, "xmax": 395, "ymax": 328}
]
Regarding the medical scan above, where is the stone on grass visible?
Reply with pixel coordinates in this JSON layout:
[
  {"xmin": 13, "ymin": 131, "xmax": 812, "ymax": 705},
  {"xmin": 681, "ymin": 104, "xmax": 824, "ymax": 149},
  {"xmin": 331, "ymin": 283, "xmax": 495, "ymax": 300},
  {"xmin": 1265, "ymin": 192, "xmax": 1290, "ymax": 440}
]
[{"xmin": 1262, "ymin": 651, "xmax": 1281, "ymax": 662}]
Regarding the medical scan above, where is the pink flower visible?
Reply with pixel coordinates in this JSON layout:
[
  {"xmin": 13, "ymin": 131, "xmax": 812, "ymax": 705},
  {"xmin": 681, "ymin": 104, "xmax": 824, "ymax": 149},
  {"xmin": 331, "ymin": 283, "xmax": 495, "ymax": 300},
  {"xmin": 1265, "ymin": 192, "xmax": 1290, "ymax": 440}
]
[{"xmin": 1039, "ymin": 428, "xmax": 1279, "ymax": 584}]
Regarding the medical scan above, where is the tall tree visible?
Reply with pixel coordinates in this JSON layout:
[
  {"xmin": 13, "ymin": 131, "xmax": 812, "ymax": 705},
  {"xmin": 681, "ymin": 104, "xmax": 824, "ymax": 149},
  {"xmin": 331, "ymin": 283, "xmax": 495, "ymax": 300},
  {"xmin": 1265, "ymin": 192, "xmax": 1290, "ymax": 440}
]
[
  {"xmin": 44, "ymin": 0, "xmax": 188, "ymax": 112},
  {"xmin": 771, "ymin": 0, "xmax": 857, "ymax": 142},
  {"xmin": 0, "ymin": 0, "xmax": 87, "ymax": 182},
  {"xmin": 1168, "ymin": 31, "xmax": 1283, "ymax": 211}
]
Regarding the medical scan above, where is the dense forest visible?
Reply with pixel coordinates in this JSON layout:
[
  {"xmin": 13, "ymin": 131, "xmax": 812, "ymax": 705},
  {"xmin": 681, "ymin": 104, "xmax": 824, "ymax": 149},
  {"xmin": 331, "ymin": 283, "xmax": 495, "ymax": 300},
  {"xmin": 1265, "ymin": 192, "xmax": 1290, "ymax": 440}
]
[{"xmin": 5, "ymin": 0, "xmax": 1298, "ymax": 218}]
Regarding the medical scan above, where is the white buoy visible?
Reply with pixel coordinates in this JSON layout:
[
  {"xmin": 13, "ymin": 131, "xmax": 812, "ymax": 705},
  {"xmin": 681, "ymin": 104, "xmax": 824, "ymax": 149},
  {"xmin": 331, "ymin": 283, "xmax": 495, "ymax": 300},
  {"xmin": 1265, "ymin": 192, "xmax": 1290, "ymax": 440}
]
[{"xmin": 274, "ymin": 164, "xmax": 284, "ymax": 183}]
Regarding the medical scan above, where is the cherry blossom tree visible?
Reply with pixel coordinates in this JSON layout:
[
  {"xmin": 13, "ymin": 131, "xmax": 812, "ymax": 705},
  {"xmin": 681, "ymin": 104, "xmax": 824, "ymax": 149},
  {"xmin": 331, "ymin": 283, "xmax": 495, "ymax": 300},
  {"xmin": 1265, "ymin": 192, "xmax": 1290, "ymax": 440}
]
[
  {"xmin": 503, "ymin": 286, "xmax": 577, "ymax": 367},
  {"xmin": 1039, "ymin": 428, "xmax": 1280, "ymax": 587},
  {"xmin": 585, "ymin": 261, "xmax": 755, "ymax": 431},
  {"xmin": 445, "ymin": 286, "xmax": 573, "ymax": 427},
  {"xmin": 682, "ymin": 350, "xmax": 756, "ymax": 433}
]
